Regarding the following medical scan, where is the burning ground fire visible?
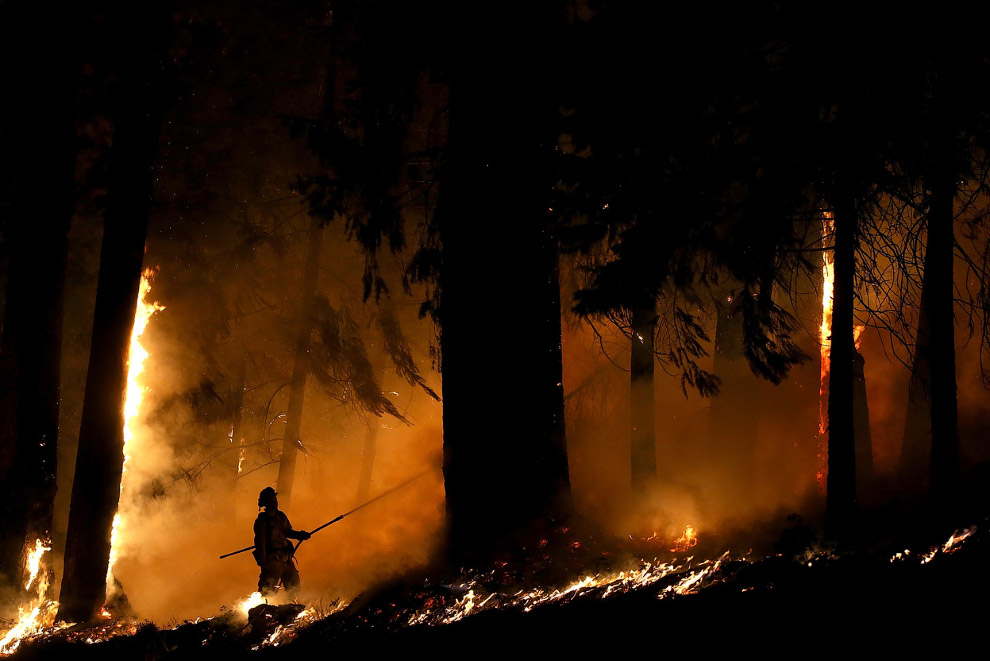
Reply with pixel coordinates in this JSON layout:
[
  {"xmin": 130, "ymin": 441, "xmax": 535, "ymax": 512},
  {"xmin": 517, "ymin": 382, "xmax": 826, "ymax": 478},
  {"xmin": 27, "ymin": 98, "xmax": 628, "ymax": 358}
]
[
  {"xmin": 1, "ymin": 525, "xmax": 982, "ymax": 655},
  {"xmin": 405, "ymin": 551, "xmax": 732, "ymax": 627}
]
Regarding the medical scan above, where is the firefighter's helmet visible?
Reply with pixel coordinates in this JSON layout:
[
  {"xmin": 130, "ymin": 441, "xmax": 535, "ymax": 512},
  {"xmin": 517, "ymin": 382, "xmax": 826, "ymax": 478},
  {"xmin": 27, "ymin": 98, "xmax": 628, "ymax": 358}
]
[{"xmin": 258, "ymin": 486, "xmax": 277, "ymax": 509}]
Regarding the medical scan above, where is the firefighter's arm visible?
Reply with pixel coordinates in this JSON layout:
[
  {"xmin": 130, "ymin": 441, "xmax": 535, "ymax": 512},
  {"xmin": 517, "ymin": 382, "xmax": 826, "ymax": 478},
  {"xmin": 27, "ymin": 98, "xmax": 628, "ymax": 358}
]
[{"xmin": 284, "ymin": 514, "xmax": 311, "ymax": 541}]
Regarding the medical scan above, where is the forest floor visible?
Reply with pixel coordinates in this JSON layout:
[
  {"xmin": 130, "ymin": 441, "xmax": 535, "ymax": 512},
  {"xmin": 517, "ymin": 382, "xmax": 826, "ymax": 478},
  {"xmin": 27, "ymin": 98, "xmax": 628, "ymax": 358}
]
[{"xmin": 9, "ymin": 501, "xmax": 990, "ymax": 660}]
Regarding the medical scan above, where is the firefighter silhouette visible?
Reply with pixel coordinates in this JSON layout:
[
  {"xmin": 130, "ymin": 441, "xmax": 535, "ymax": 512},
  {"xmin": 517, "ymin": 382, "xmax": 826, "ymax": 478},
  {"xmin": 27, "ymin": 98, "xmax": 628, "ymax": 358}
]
[{"xmin": 252, "ymin": 487, "xmax": 310, "ymax": 596}]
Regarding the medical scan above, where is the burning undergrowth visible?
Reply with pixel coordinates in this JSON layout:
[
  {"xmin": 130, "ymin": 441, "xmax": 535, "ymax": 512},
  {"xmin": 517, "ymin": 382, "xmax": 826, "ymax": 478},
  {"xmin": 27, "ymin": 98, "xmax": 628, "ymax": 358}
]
[{"xmin": 4, "ymin": 520, "xmax": 986, "ymax": 658}]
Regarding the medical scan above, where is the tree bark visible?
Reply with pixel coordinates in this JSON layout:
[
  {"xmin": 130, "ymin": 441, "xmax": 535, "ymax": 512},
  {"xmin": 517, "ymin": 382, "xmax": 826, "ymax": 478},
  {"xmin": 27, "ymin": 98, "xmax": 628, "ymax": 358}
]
[
  {"xmin": 709, "ymin": 293, "xmax": 760, "ymax": 501},
  {"xmin": 274, "ymin": 214, "xmax": 323, "ymax": 508},
  {"xmin": 355, "ymin": 348, "xmax": 387, "ymax": 506},
  {"xmin": 439, "ymin": 6, "xmax": 570, "ymax": 563},
  {"xmin": 825, "ymin": 191, "xmax": 858, "ymax": 542},
  {"xmin": 58, "ymin": 2, "xmax": 169, "ymax": 624},
  {"xmin": 852, "ymin": 348, "xmax": 874, "ymax": 492},
  {"xmin": 926, "ymin": 153, "xmax": 959, "ymax": 503},
  {"xmin": 898, "ymin": 269, "xmax": 933, "ymax": 490},
  {"xmin": 0, "ymin": 0, "xmax": 79, "ymax": 593},
  {"xmin": 630, "ymin": 302, "xmax": 657, "ymax": 493}
]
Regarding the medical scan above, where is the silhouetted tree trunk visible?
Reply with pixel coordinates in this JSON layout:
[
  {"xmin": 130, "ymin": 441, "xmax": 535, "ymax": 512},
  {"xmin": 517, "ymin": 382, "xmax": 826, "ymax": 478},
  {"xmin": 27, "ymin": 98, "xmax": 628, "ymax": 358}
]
[
  {"xmin": 440, "ymin": 9, "xmax": 570, "ymax": 562},
  {"xmin": 0, "ymin": 1, "xmax": 79, "ymax": 592},
  {"xmin": 274, "ymin": 214, "xmax": 323, "ymax": 508},
  {"xmin": 926, "ymin": 143, "xmax": 959, "ymax": 503},
  {"xmin": 899, "ymin": 274, "xmax": 932, "ymax": 489},
  {"xmin": 826, "ymin": 190, "xmax": 858, "ymax": 542},
  {"xmin": 852, "ymin": 349, "xmax": 874, "ymax": 492},
  {"xmin": 355, "ymin": 348, "xmax": 387, "ymax": 505},
  {"xmin": 709, "ymin": 293, "xmax": 760, "ymax": 501},
  {"xmin": 630, "ymin": 302, "xmax": 656, "ymax": 493},
  {"xmin": 58, "ymin": 2, "xmax": 170, "ymax": 624}
]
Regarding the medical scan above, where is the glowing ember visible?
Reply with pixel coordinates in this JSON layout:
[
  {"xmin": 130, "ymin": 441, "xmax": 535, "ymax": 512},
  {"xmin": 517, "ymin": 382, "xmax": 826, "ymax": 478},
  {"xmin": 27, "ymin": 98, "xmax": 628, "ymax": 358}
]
[
  {"xmin": 107, "ymin": 268, "xmax": 164, "ymax": 591},
  {"xmin": 920, "ymin": 526, "xmax": 977, "ymax": 565},
  {"xmin": 671, "ymin": 525, "xmax": 698, "ymax": 553},
  {"xmin": 406, "ymin": 553, "xmax": 728, "ymax": 627},
  {"xmin": 941, "ymin": 526, "xmax": 976, "ymax": 553}
]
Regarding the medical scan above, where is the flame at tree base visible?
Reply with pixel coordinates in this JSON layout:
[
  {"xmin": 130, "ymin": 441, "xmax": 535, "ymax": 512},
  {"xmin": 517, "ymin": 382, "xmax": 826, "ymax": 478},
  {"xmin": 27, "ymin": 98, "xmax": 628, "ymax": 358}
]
[{"xmin": 0, "ymin": 539, "xmax": 68, "ymax": 655}]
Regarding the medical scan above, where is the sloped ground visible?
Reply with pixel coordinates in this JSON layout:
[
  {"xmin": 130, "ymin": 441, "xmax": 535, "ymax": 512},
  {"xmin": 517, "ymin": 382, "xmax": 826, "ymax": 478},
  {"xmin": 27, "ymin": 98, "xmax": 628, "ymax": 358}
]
[{"xmin": 9, "ymin": 517, "xmax": 988, "ymax": 660}]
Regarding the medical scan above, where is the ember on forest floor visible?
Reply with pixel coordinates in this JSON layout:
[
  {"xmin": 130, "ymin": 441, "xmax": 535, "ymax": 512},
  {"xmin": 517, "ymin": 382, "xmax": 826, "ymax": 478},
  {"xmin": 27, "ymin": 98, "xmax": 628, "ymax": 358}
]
[{"xmin": 3, "ymin": 522, "xmax": 985, "ymax": 659}]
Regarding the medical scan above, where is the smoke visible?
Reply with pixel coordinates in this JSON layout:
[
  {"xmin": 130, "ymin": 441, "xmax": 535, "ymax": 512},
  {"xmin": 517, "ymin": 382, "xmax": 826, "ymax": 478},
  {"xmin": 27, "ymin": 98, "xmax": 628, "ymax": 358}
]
[{"xmin": 84, "ymin": 215, "xmax": 446, "ymax": 624}]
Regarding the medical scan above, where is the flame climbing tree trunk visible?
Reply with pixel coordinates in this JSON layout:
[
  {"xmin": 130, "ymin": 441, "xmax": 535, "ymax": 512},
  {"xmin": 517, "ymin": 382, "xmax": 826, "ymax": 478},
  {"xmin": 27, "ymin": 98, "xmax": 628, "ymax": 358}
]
[
  {"xmin": 825, "ymin": 189, "xmax": 858, "ymax": 542},
  {"xmin": 629, "ymin": 302, "xmax": 657, "ymax": 493},
  {"xmin": 0, "ymin": 1, "xmax": 79, "ymax": 593},
  {"xmin": 58, "ymin": 2, "xmax": 170, "ymax": 624},
  {"xmin": 439, "ymin": 5, "xmax": 570, "ymax": 564},
  {"xmin": 274, "ymin": 214, "xmax": 323, "ymax": 509}
]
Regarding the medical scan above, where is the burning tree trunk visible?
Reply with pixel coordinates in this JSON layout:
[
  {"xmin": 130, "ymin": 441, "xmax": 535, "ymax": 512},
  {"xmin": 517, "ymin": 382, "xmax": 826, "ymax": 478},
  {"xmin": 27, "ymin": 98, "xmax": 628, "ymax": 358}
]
[
  {"xmin": 0, "ymin": 3, "xmax": 79, "ymax": 592},
  {"xmin": 825, "ymin": 191, "xmax": 858, "ymax": 542},
  {"xmin": 57, "ymin": 3, "xmax": 170, "ymax": 624},
  {"xmin": 274, "ymin": 214, "xmax": 323, "ymax": 508},
  {"xmin": 439, "ymin": 11, "xmax": 570, "ymax": 560},
  {"xmin": 630, "ymin": 301, "xmax": 657, "ymax": 493}
]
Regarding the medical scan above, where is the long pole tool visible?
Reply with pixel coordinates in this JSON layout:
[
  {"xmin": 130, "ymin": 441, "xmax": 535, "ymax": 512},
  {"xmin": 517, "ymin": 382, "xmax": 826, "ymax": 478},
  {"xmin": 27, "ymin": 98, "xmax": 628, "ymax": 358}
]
[{"xmin": 219, "ymin": 471, "xmax": 428, "ymax": 559}]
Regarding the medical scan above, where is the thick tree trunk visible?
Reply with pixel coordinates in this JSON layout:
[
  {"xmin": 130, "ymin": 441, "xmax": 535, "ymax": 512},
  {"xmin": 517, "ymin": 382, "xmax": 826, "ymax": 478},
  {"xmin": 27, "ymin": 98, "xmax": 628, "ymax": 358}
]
[
  {"xmin": 0, "ymin": 1, "xmax": 78, "ymax": 592},
  {"xmin": 355, "ymin": 349, "xmax": 387, "ymax": 506},
  {"xmin": 825, "ymin": 192, "xmax": 858, "ymax": 542},
  {"xmin": 926, "ymin": 159, "xmax": 958, "ymax": 503},
  {"xmin": 851, "ymin": 348, "xmax": 874, "ymax": 492},
  {"xmin": 274, "ymin": 214, "xmax": 323, "ymax": 508},
  {"xmin": 709, "ymin": 293, "xmax": 760, "ymax": 501},
  {"xmin": 440, "ymin": 7, "xmax": 569, "ymax": 563},
  {"xmin": 898, "ymin": 270, "xmax": 933, "ymax": 489},
  {"xmin": 630, "ymin": 302, "xmax": 657, "ymax": 493},
  {"xmin": 58, "ymin": 3, "xmax": 169, "ymax": 624}
]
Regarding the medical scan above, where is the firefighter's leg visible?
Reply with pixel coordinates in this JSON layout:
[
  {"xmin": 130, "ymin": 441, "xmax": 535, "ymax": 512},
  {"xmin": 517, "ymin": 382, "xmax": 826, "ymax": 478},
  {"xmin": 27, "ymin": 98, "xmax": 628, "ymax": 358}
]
[
  {"xmin": 258, "ymin": 559, "xmax": 281, "ymax": 597},
  {"xmin": 281, "ymin": 559, "xmax": 301, "ymax": 595}
]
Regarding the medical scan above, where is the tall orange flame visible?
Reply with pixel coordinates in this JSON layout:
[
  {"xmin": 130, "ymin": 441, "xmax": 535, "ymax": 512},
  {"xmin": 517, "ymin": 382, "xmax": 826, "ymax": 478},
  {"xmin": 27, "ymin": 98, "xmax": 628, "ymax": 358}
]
[
  {"xmin": 818, "ymin": 214, "xmax": 834, "ymax": 492},
  {"xmin": 107, "ymin": 268, "xmax": 164, "ymax": 593},
  {"xmin": 818, "ymin": 215, "xmax": 865, "ymax": 492}
]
